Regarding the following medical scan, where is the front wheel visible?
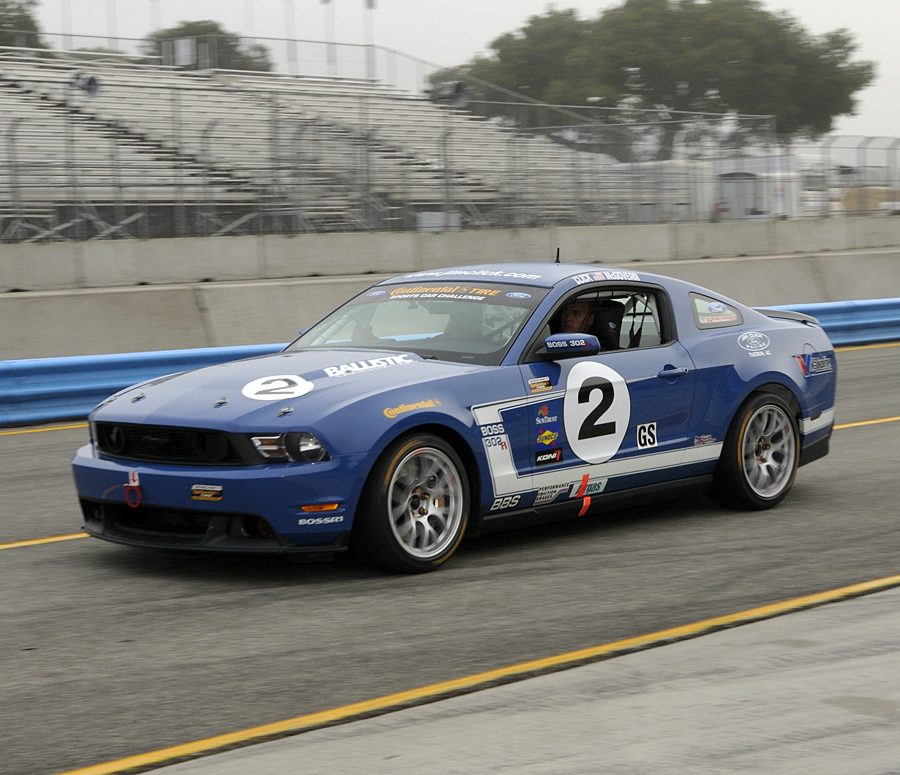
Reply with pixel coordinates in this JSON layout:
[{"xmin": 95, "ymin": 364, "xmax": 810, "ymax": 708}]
[
  {"xmin": 352, "ymin": 434, "xmax": 469, "ymax": 573},
  {"xmin": 711, "ymin": 392, "xmax": 799, "ymax": 510}
]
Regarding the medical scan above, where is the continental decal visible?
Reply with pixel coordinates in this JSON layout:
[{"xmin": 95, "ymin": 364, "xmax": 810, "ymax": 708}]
[
  {"xmin": 389, "ymin": 285, "xmax": 500, "ymax": 297},
  {"xmin": 383, "ymin": 399, "xmax": 442, "ymax": 419}
]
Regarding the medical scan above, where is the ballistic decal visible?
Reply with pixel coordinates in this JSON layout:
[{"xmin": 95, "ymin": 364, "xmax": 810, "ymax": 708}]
[{"xmin": 323, "ymin": 355, "xmax": 413, "ymax": 378}]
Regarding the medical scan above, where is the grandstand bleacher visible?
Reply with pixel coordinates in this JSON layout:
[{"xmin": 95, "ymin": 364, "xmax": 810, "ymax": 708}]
[
  {"xmin": 0, "ymin": 51, "xmax": 652, "ymax": 240},
  {"xmin": 3, "ymin": 48, "xmax": 856, "ymax": 242}
]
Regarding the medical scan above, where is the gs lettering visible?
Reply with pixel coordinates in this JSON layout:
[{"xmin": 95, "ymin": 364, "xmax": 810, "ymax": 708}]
[{"xmin": 637, "ymin": 422, "xmax": 658, "ymax": 449}]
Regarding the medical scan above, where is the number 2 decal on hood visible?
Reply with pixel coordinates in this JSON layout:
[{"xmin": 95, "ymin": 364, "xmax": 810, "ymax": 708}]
[
  {"xmin": 241, "ymin": 375, "xmax": 315, "ymax": 401},
  {"xmin": 564, "ymin": 361, "xmax": 630, "ymax": 464}
]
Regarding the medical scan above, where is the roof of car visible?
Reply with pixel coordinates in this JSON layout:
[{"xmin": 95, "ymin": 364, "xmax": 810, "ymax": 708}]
[{"xmin": 383, "ymin": 263, "xmax": 667, "ymax": 289}]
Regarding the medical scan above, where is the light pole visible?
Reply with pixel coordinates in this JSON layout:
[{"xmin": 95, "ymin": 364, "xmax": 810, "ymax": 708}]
[
  {"xmin": 61, "ymin": 0, "xmax": 72, "ymax": 51},
  {"xmin": 149, "ymin": 0, "xmax": 161, "ymax": 32},
  {"xmin": 244, "ymin": 0, "xmax": 254, "ymax": 38},
  {"xmin": 433, "ymin": 81, "xmax": 469, "ymax": 230},
  {"xmin": 322, "ymin": 0, "xmax": 336, "ymax": 76},
  {"xmin": 284, "ymin": 0, "xmax": 297, "ymax": 75},
  {"xmin": 441, "ymin": 108, "xmax": 452, "ymax": 228},
  {"xmin": 6, "ymin": 118, "xmax": 25, "ymax": 239},
  {"xmin": 363, "ymin": 0, "xmax": 376, "ymax": 80},
  {"xmin": 107, "ymin": 0, "xmax": 117, "ymax": 50},
  {"xmin": 201, "ymin": 119, "xmax": 219, "ymax": 236}
]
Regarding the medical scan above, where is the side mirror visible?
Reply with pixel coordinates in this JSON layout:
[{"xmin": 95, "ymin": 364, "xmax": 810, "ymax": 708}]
[{"xmin": 537, "ymin": 333, "xmax": 600, "ymax": 360}]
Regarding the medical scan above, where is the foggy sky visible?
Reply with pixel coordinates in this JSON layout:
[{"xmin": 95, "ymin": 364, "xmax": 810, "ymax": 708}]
[{"xmin": 34, "ymin": 0, "xmax": 899, "ymax": 138}]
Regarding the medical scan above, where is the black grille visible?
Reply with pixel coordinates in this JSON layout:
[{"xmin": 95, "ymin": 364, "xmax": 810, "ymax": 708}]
[
  {"xmin": 94, "ymin": 422, "xmax": 251, "ymax": 465},
  {"xmin": 110, "ymin": 503, "xmax": 214, "ymax": 536},
  {"xmin": 80, "ymin": 499, "xmax": 287, "ymax": 551}
]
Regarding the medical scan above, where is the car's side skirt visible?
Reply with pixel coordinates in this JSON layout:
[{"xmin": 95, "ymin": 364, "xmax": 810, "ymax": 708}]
[{"xmin": 474, "ymin": 475, "xmax": 714, "ymax": 536}]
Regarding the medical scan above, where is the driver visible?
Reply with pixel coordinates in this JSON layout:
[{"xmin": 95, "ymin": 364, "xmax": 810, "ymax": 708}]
[{"xmin": 560, "ymin": 300, "xmax": 595, "ymax": 334}]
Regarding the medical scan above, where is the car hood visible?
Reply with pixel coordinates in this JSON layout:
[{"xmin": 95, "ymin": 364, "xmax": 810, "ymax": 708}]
[{"xmin": 92, "ymin": 348, "xmax": 485, "ymax": 430}]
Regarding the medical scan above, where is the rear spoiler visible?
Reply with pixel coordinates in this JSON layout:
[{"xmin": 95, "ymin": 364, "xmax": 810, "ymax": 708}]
[{"xmin": 754, "ymin": 308, "xmax": 821, "ymax": 326}]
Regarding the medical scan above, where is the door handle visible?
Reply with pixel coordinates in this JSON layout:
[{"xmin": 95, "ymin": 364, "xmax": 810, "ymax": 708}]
[{"xmin": 657, "ymin": 366, "xmax": 689, "ymax": 379}]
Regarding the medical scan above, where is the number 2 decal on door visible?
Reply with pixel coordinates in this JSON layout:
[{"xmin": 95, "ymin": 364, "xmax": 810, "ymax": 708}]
[{"xmin": 564, "ymin": 361, "xmax": 630, "ymax": 463}]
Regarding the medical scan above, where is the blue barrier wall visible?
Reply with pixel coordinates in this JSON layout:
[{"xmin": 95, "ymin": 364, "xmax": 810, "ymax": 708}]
[
  {"xmin": 0, "ymin": 344, "xmax": 283, "ymax": 427},
  {"xmin": 776, "ymin": 298, "xmax": 900, "ymax": 347},
  {"xmin": 2, "ymin": 298, "xmax": 898, "ymax": 427}
]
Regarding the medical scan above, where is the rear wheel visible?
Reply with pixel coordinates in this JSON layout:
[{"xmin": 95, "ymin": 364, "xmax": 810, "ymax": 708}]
[
  {"xmin": 352, "ymin": 434, "xmax": 469, "ymax": 573},
  {"xmin": 711, "ymin": 392, "xmax": 799, "ymax": 510}
]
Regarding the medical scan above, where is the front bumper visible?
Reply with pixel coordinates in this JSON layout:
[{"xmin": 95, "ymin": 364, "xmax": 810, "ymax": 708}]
[{"xmin": 72, "ymin": 443, "xmax": 369, "ymax": 553}]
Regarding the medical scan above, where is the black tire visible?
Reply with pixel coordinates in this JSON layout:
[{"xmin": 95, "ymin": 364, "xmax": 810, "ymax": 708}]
[
  {"xmin": 351, "ymin": 434, "xmax": 470, "ymax": 573},
  {"xmin": 711, "ymin": 391, "xmax": 799, "ymax": 510}
]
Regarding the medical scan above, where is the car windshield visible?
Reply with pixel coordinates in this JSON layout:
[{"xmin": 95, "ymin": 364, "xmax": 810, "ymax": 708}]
[{"xmin": 287, "ymin": 282, "xmax": 548, "ymax": 365}]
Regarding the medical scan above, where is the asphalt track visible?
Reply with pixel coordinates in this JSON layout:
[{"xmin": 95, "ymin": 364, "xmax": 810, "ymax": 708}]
[{"xmin": 1, "ymin": 345, "xmax": 898, "ymax": 775}]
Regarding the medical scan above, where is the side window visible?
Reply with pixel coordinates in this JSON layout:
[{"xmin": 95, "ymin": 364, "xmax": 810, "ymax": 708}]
[
  {"xmin": 530, "ymin": 286, "xmax": 668, "ymax": 359},
  {"xmin": 690, "ymin": 293, "xmax": 743, "ymax": 329},
  {"xmin": 620, "ymin": 291, "xmax": 665, "ymax": 348}
]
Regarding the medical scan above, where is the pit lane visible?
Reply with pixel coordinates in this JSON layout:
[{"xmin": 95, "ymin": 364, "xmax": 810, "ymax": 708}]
[{"xmin": 1, "ymin": 344, "xmax": 899, "ymax": 774}]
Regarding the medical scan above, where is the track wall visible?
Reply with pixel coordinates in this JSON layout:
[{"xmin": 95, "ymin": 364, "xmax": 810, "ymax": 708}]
[{"xmin": 2, "ymin": 217, "xmax": 899, "ymax": 358}]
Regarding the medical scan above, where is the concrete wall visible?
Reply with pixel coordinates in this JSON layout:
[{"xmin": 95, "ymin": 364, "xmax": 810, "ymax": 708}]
[
  {"xmin": 4, "ymin": 249, "xmax": 899, "ymax": 360},
  {"xmin": 2, "ymin": 217, "xmax": 899, "ymax": 359},
  {"xmin": 3, "ymin": 216, "xmax": 900, "ymax": 293}
]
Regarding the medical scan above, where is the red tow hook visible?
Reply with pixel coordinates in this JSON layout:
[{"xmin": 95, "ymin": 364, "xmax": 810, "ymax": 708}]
[{"xmin": 124, "ymin": 470, "xmax": 143, "ymax": 509}]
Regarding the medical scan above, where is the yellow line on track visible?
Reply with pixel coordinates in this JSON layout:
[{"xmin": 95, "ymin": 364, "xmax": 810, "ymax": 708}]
[
  {"xmin": 0, "ymin": 532, "xmax": 89, "ymax": 550},
  {"xmin": 0, "ymin": 422, "xmax": 87, "ymax": 436},
  {"xmin": 834, "ymin": 415, "xmax": 900, "ymax": 430},
  {"xmin": 60, "ymin": 571, "xmax": 900, "ymax": 775},
  {"xmin": 835, "ymin": 341, "xmax": 900, "ymax": 352}
]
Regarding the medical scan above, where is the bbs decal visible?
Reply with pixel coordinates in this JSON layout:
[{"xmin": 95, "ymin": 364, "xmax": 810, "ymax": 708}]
[
  {"xmin": 563, "ymin": 361, "xmax": 630, "ymax": 464},
  {"xmin": 490, "ymin": 495, "xmax": 521, "ymax": 511}
]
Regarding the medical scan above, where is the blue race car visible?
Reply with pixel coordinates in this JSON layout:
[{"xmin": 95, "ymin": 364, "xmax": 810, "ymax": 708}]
[{"xmin": 72, "ymin": 263, "xmax": 836, "ymax": 572}]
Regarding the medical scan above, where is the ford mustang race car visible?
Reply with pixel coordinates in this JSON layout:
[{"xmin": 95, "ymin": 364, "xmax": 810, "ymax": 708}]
[{"xmin": 72, "ymin": 263, "xmax": 836, "ymax": 572}]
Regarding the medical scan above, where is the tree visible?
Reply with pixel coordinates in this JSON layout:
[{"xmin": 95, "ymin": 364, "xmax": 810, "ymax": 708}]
[
  {"xmin": 143, "ymin": 21, "xmax": 272, "ymax": 72},
  {"xmin": 0, "ymin": 0, "xmax": 45, "ymax": 49},
  {"xmin": 457, "ymin": 0, "xmax": 875, "ymax": 159}
]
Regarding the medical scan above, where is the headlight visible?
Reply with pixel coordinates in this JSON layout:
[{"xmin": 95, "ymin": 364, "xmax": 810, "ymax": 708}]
[
  {"xmin": 249, "ymin": 432, "xmax": 329, "ymax": 463},
  {"xmin": 286, "ymin": 432, "xmax": 329, "ymax": 463}
]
